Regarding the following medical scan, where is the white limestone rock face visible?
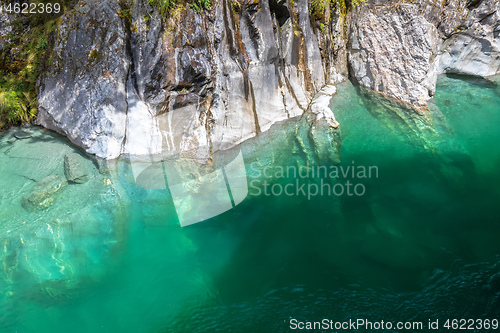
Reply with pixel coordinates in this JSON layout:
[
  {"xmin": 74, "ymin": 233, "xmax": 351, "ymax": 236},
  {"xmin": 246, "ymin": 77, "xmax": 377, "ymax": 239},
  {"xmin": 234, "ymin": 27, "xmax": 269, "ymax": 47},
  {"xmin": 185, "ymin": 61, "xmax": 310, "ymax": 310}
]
[
  {"xmin": 439, "ymin": 0, "xmax": 500, "ymax": 77},
  {"xmin": 122, "ymin": 0, "xmax": 326, "ymax": 158},
  {"xmin": 30, "ymin": 0, "xmax": 500, "ymax": 159},
  {"xmin": 294, "ymin": 0, "xmax": 325, "ymax": 92},
  {"xmin": 295, "ymin": 85, "xmax": 341, "ymax": 165},
  {"xmin": 36, "ymin": 0, "xmax": 129, "ymax": 159},
  {"xmin": 309, "ymin": 85, "xmax": 339, "ymax": 130},
  {"xmin": 34, "ymin": 0, "xmax": 336, "ymax": 160},
  {"xmin": 348, "ymin": 4, "xmax": 440, "ymax": 108}
]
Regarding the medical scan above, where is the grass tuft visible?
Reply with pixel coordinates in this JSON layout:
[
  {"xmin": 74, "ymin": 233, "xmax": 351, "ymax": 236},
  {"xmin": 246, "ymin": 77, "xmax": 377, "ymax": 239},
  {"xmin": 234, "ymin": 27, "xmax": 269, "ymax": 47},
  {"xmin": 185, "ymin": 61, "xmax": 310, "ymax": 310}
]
[{"xmin": 0, "ymin": 0, "xmax": 70, "ymax": 130}]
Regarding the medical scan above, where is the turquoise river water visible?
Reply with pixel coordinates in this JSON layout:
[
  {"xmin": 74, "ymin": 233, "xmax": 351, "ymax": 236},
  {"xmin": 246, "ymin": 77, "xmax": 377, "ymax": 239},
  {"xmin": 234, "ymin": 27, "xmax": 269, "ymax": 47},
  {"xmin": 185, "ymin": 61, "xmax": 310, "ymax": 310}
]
[{"xmin": 0, "ymin": 75, "xmax": 499, "ymax": 332}]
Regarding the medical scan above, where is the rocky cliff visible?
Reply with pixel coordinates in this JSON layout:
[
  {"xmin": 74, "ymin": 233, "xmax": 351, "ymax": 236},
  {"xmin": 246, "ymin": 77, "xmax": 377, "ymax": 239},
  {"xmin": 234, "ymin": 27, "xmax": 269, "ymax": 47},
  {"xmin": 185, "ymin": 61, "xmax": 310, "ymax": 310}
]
[
  {"xmin": 28, "ymin": 0, "xmax": 500, "ymax": 159},
  {"xmin": 35, "ymin": 0, "xmax": 337, "ymax": 159},
  {"xmin": 348, "ymin": 0, "xmax": 500, "ymax": 107}
]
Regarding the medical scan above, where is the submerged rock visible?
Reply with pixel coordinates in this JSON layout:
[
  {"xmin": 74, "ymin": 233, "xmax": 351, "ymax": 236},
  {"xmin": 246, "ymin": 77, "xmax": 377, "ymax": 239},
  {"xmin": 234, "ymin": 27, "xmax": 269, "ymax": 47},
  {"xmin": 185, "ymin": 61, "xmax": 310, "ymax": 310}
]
[
  {"xmin": 357, "ymin": 85, "xmax": 473, "ymax": 191},
  {"xmin": 299, "ymin": 85, "xmax": 342, "ymax": 165},
  {"xmin": 64, "ymin": 153, "xmax": 89, "ymax": 183},
  {"xmin": 1, "ymin": 127, "xmax": 130, "ymax": 301},
  {"xmin": 13, "ymin": 130, "xmax": 32, "ymax": 140},
  {"xmin": 22, "ymin": 175, "xmax": 68, "ymax": 211}
]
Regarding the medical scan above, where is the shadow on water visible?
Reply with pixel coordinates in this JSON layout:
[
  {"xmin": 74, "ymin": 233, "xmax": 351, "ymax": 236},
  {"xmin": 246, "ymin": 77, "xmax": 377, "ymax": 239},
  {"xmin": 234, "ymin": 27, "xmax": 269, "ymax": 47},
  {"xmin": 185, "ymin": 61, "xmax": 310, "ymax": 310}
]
[
  {"xmin": 204, "ymin": 153, "xmax": 498, "ymax": 298},
  {"xmin": 2, "ymin": 76, "xmax": 499, "ymax": 332},
  {"xmin": 444, "ymin": 73, "xmax": 499, "ymax": 89},
  {"xmin": 161, "ymin": 77, "xmax": 500, "ymax": 332},
  {"xmin": 0, "ymin": 125, "xmax": 84, "ymax": 154}
]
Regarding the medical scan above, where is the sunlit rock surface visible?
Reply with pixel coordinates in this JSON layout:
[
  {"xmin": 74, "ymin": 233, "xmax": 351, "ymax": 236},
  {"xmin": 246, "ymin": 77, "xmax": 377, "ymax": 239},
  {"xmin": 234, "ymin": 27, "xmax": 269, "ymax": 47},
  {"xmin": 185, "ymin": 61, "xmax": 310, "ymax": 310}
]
[
  {"xmin": 347, "ymin": 0, "xmax": 500, "ymax": 109},
  {"xmin": 37, "ymin": 0, "xmax": 334, "ymax": 159},
  {"xmin": 35, "ymin": 0, "xmax": 129, "ymax": 159},
  {"xmin": 348, "ymin": 3, "xmax": 440, "ymax": 107},
  {"xmin": 0, "ymin": 11, "xmax": 15, "ymax": 51},
  {"xmin": 123, "ymin": 0, "xmax": 327, "ymax": 157},
  {"xmin": 33, "ymin": 0, "xmax": 500, "ymax": 160},
  {"xmin": 439, "ymin": 0, "xmax": 500, "ymax": 77}
]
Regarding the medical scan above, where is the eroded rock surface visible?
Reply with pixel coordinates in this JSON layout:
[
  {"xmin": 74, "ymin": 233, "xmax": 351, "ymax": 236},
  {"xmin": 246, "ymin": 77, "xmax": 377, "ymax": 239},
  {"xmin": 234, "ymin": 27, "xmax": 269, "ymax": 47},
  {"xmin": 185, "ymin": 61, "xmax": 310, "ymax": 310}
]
[
  {"xmin": 348, "ymin": 4, "xmax": 440, "ymax": 107},
  {"xmin": 37, "ymin": 0, "xmax": 335, "ymax": 159},
  {"xmin": 439, "ymin": 0, "xmax": 500, "ymax": 77},
  {"xmin": 34, "ymin": 0, "xmax": 499, "ymax": 158},
  {"xmin": 0, "ymin": 11, "xmax": 15, "ymax": 51},
  {"xmin": 348, "ymin": 0, "xmax": 500, "ymax": 109}
]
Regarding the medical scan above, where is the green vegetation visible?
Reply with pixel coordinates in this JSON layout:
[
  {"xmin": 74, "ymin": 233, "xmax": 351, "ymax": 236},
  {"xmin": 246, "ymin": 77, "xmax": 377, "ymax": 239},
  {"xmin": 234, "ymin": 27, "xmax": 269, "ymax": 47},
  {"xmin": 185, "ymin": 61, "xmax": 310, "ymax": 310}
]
[
  {"xmin": 148, "ymin": 0, "xmax": 176, "ymax": 15},
  {"xmin": 87, "ymin": 49, "xmax": 100, "ymax": 62},
  {"xmin": 189, "ymin": 0, "xmax": 210, "ymax": 13},
  {"xmin": 118, "ymin": 8, "xmax": 132, "ymax": 22},
  {"xmin": 118, "ymin": 6, "xmax": 138, "ymax": 33},
  {"xmin": 310, "ymin": 0, "xmax": 329, "ymax": 18},
  {"xmin": 0, "ymin": 0, "xmax": 356, "ymax": 130},
  {"xmin": 230, "ymin": 0, "xmax": 241, "ymax": 14},
  {"xmin": 309, "ymin": 0, "xmax": 366, "ymax": 36},
  {"xmin": 310, "ymin": 0, "xmax": 366, "ymax": 22},
  {"xmin": 148, "ymin": 0, "xmax": 210, "ymax": 16},
  {"xmin": 319, "ymin": 22, "xmax": 327, "ymax": 34},
  {"xmin": 0, "ymin": 0, "xmax": 69, "ymax": 130}
]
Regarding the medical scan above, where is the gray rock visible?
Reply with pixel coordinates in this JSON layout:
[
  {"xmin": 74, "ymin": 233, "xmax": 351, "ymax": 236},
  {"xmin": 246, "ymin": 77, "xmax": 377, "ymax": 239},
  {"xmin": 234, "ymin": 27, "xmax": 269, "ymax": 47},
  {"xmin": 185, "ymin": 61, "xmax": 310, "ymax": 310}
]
[
  {"xmin": 95, "ymin": 158, "xmax": 110, "ymax": 175},
  {"xmin": 438, "ymin": 0, "xmax": 500, "ymax": 77},
  {"xmin": 122, "ymin": 0, "xmax": 327, "ymax": 157},
  {"xmin": 348, "ymin": 4, "xmax": 440, "ymax": 108},
  {"xmin": 36, "ymin": 0, "xmax": 129, "ymax": 159},
  {"xmin": 37, "ymin": 0, "xmax": 332, "ymax": 160},
  {"xmin": 347, "ymin": 0, "xmax": 500, "ymax": 109},
  {"xmin": 64, "ymin": 153, "xmax": 89, "ymax": 183},
  {"xmin": 34, "ymin": 0, "xmax": 498, "ymax": 157},
  {"xmin": 0, "ymin": 11, "xmax": 17, "ymax": 51},
  {"xmin": 22, "ymin": 175, "xmax": 68, "ymax": 211}
]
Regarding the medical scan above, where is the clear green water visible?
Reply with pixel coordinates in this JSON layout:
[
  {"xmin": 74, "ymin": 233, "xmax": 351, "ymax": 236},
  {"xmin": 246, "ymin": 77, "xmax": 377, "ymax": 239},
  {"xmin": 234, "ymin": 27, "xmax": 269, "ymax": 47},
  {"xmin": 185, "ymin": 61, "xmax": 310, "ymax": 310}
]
[{"xmin": 1, "ymin": 75, "xmax": 500, "ymax": 332}]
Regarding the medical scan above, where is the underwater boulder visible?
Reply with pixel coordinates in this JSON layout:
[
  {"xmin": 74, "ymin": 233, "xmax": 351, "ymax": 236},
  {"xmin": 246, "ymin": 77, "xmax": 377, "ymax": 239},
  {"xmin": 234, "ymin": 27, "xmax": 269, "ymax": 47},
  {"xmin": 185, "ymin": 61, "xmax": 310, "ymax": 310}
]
[
  {"xmin": 21, "ymin": 175, "xmax": 67, "ymax": 211},
  {"xmin": 64, "ymin": 153, "xmax": 89, "ymax": 184}
]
